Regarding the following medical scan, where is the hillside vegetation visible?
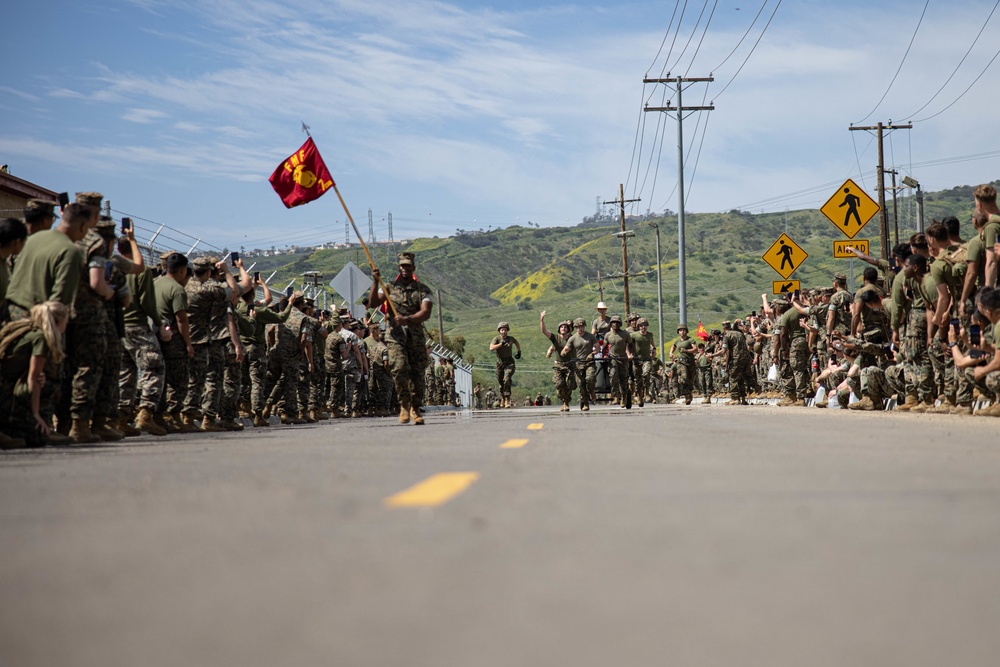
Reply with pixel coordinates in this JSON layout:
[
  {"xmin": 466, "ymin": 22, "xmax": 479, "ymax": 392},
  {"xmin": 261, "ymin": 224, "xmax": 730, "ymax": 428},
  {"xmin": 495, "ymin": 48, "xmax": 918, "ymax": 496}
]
[{"xmin": 260, "ymin": 182, "xmax": 993, "ymax": 400}]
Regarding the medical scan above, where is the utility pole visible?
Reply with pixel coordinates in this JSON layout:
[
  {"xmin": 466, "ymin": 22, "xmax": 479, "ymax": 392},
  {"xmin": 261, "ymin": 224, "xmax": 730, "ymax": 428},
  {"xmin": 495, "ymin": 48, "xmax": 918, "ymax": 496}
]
[
  {"xmin": 885, "ymin": 167, "xmax": 900, "ymax": 246},
  {"xmin": 596, "ymin": 269, "xmax": 605, "ymax": 303},
  {"xmin": 644, "ymin": 75, "xmax": 714, "ymax": 325},
  {"xmin": 604, "ymin": 185, "xmax": 640, "ymax": 316},
  {"xmin": 849, "ymin": 122, "xmax": 911, "ymax": 261}
]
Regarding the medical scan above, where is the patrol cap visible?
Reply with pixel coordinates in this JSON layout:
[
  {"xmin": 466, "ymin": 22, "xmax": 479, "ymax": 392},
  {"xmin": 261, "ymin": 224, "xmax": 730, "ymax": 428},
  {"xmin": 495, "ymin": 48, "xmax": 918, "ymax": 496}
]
[
  {"xmin": 159, "ymin": 250, "xmax": 178, "ymax": 261},
  {"xmin": 596, "ymin": 301, "xmax": 607, "ymax": 310},
  {"xmin": 96, "ymin": 215, "xmax": 117, "ymax": 232},
  {"xmin": 74, "ymin": 192, "xmax": 103, "ymax": 208},
  {"xmin": 25, "ymin": 198, "xmax": 57, "ymax": 215},
  {"xmin": 497, "ymin": 321, "xmax": 509, "ymax": 331},
  {"xmin": 637, "ymin": 318, "xmax": 648, "ymax": 327},
  {"xmin": 573, "ymin": 317, "xmax": 586, "ymax": 327},
  {"xmin": 609, "ymin": 315, "xmax": 622, "ymax": 324},
  {"xmin": 192, "ymin": 256, "xmax": 214, "ymax": 268},
  {"xmin": 397, "ymin": 252, "xmax": 415, "ymax": 266},
  {"xmin": 834, "ymin": 272, "xmax": 848, "ymax": 283},
  {"xmin": 722, "ymin": 320, "xmax": 731, "ymax": 327}
]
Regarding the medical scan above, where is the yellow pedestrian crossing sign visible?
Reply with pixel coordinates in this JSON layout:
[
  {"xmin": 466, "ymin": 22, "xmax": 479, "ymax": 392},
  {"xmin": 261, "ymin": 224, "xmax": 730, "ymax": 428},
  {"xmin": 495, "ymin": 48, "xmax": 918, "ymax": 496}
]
[
  {"xmin": 821, "ymin": 178, "xmax": 880, "ymax": 239},
  {"xmin": 762, "ymin": 233, "xmax": 808, "ymax": 280},
  {"xmin": 833, "ymin": 238, "xmax": 870, "ymax": 258},
  {"xmin": 773, "ymin": 280, "xmax": 800, "ymax": 295}
]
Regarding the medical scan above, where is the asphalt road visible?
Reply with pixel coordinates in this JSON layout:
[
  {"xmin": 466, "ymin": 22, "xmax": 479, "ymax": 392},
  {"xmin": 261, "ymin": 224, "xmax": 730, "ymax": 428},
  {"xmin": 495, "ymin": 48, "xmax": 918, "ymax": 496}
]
[{"xmin": 2, "ymin": 403, "xmax": 999, "ymax": 667}]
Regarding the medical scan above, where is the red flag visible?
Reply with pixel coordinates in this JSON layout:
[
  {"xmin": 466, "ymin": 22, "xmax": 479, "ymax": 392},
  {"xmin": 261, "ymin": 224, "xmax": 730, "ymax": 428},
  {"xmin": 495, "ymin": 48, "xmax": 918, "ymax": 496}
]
[
  {"xmin": 695, "ymin": 321, "xmax": 709, "ymax": 341},
  {"xmin": 269, "ymin": 137, "xmax": 335, "ymax": 208}
]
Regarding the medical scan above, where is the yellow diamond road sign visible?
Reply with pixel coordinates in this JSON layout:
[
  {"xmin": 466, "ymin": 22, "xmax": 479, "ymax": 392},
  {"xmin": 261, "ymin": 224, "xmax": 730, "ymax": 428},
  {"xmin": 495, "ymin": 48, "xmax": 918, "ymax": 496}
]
[
  {"xmin": 763, "ymin": 233, "xmax": 808, "ymax": 280},
  {"xmin": 821, "ymin": 178, "xmax": 880, "ymax": 239},
  {"xmin": 833, "ymin": 238, "xmax": 870, "ymax": 259},
  {"xmin": 773, "ymin": 280, "xmax": 800, "ymax": 295}
]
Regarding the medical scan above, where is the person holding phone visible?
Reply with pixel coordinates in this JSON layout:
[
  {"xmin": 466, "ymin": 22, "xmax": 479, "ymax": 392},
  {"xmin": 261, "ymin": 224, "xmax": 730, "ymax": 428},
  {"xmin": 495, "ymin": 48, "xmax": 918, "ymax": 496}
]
[{"xmin": 949, "ymin": 287, "xmax": 1000, "ymax": 415}]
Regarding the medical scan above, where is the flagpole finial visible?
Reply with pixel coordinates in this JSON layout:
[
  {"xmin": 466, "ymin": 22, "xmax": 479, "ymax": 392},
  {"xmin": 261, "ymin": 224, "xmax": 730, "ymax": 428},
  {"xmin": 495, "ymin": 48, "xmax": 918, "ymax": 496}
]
[{"xmin": 301, "ymin": 121, "xmax": 311, "ymax": 137}]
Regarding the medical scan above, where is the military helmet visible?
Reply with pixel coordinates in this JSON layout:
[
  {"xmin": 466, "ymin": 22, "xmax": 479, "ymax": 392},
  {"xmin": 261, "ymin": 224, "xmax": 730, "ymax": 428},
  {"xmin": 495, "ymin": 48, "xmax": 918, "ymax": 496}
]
[
  {"xmin": 497, "ymin": 321, "xmax": 509, "ymax": 331},
  {"xmin": 558, "ymin": 320, "xmax": 572, "ymax": 330},
  {"xmin": 636, "ymin": 317, "xmax": 648, "ymax": 327},
  {"xmin": 609, "ymin": 315, "xmax": 622, "ymax": 324},
  {"xmin": 572, "ymin": 317, "xmax": 586, "ymax": 327}
]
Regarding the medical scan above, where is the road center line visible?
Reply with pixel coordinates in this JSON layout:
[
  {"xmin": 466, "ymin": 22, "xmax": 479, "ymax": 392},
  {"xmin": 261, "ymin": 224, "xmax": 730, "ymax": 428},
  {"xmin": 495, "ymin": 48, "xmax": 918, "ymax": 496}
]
[
  {"xmin": 527, "ymin": 423, "xmax": 544, "ymax": 430},
  {"xmin": 500, "ymin": 439, "xmax": 529, "ymax": 449},
  {"xmin": 384, "ymin": 472, "xmax": 480, "ymax": 508}
]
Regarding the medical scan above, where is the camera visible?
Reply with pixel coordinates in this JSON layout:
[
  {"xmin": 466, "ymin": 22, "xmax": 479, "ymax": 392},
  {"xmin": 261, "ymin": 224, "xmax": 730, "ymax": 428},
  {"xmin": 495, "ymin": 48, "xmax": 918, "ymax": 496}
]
[{"xmin": 230, "ymin": 251, "xmax": 240, "ymax": 266}]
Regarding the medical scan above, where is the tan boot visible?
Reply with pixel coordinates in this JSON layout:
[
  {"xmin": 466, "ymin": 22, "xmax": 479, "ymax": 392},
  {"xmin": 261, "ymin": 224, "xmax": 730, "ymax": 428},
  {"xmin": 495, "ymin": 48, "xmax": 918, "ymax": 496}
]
[
  {"xmin": 280, "ymin": 412, "xmax": 305, "ymax": 425},
  {"xmin": 69, "ymin": 418, "xmax": 102, "ymax": 444},
  {"xmin": 909, "ymin": 399, "xmax": 935, "ymax": 413},
  {"xmin": 253, "ymin": 412, "xmax": 269, "ymax": 427},
  {"xmin": 261, "ymin": 404, "xmax": 272, "ymax": 419},
  {"xmin": 91, "ymin": 417, "xmax": 124, "ymax": 442},
  {"xmin": 299, "ymin": 410, "xmax": 316, "ymax": 424},
  {"xmin": 848, "ymin": 396, "xmax": 877, "ymax": 411},
  {"xmin": 410, "ymin": 406, "xmax": 425, "ymax": 425},
  {"xmin": 950, "ymin": 403, "xmax": 973, "ymax": 415},
  {"xmin": 219, "ymin": 418, "xmax": 244, "ymax": 431},
  {"xmin": 180, "ymin": 413, "xmax": 203, "ymax": 433},
  {"xmin": 45, "ymin": 430, "xmax": 73, "ymax": 446},
  {"xmin": 200, "ymin": 417, "xmax": 226, "ymax": 432},
  {"xmin": 895, "ymin": 394, "xmax": 920, "ymax": 411},
  {"xmin": 135, "ymin": 408, "xmax": 167, "ymax": 436}
]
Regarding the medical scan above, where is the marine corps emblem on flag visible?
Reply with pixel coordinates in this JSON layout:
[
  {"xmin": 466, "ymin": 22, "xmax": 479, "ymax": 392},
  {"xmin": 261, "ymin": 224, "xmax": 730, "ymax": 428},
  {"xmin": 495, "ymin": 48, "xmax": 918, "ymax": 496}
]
[{"xmin": 269, "ymin": 137, "xmax": 335, "ymax": 208}]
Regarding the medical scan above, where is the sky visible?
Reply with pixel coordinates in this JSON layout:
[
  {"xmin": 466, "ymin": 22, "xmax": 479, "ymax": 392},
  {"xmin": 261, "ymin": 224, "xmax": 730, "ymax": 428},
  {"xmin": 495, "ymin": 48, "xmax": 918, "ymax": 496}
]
[{"xmin": 2, "ymin": 0, "xmax": 999, "ymax": 252}]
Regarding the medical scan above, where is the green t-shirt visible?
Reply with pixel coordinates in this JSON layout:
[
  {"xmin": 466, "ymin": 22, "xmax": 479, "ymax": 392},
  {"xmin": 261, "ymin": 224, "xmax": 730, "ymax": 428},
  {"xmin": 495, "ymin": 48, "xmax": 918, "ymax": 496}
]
[
  {"xmin": 123, "ymin": 268, "xmax": 161, "ymax": 328},
  {"xmin": 967, "ymin": 234, "xmax": 986, "ymax": 289},
  {"xmin": 492, "ymin": 334, "xmax": 518, "ymax": 362},
  {"xmin": 630, "ymin": 330, "xmax": 653, "ymax": 359},
  {"xmin": 603, "ymin": 329, "xmax": 629, "ymax": 358},
  {"xmin": 889, "ymin": 270, "xmax": 908, "ymax": 331},
  {"xmin": 564, "ymin": 331, "xmax": 596, "ymax": 362},
  {"xmin": 982, "ymin": 216, "xmax": 1000, "ymax": 249},
  {"xmin": 673, "ymin": 336, "xmax": 697, "ymax": 364},
  {"xmin": 1, "ymin": 328, "xmax": 47, "ymax": 382},
  {"xmin": 5, "ymin": 230, "xmax": 83, "ymax": 309},
  {"xmin": 777, "ymin": 307, "xmax": 805, "ymax": 340},
  {"xmin": 154, "ymin": 274, "xmax": 188, "ymax": 329},
  {"xmin": 547, "ymin": 331, "xmax": 572, "ymax": 363}
]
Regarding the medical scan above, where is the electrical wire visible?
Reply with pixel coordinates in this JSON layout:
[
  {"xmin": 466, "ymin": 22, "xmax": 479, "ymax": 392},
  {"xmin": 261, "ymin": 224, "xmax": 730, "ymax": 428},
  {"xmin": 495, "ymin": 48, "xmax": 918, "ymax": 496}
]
[
  {"xmin": 683, "ymin": 0, "xmax": 719, "ymax": 77},
  {"xmin": 645, "ymin": 0, "xmax": 685, "ymax": 76},
  {"xmin": 912, "ymin": 42, "xmax": 1000, "ymax": 123},
  {"xmin": 899, "ymin": 0, "xmax": 1000, "ymax": 120},
  {"xmin": 852, "ymin": 0, "xmax": 929, "ymax": 124},
  {"xmin": 710, "ymin": 0, "xmax": 783, "ymax": 102},
  {"xmin": 668, "ymin": 0, "xmax": 713, "ymax": 74},
  {"xmin": 712, "ymin": 0, "xmax": 769, "ymax": 72}
]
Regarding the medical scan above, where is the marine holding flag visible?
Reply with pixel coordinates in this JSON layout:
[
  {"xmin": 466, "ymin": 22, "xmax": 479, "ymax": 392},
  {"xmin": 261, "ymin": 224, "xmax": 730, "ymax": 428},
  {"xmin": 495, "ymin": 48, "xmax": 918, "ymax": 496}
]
[{"xmin": 269, "ymin": 138, "xmax": 335, "ymax": 208}]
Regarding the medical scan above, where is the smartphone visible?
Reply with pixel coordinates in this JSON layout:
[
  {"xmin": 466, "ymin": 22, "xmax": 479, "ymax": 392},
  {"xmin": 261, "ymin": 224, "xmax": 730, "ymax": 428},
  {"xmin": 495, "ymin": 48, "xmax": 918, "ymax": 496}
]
[
  {"xmin": 792, "ymin": 290, "xmax": 800, "ymax": 300},
  {"xmin": 752, "ymin": 310, "xmax": 757, "ymax": 317},
  {"xmin": 951, "ymin": 318, "xmax": 960, "ymax": 333},
  {"xmin": 889, "ymin": 257, "xmax": 898, "ymax": 271},
  {"xmin": 253, "ymin": 271, "xmax": 260, "ymax": 283},
  {"xmin": 57, "ymin": 192, "xmax": 69, "ymax": 209},
  {"xmin": 121, "ymin": 217, "xmax": 132, "ymax": 233},
  {"xmin": 230, "ymin": 251, "xmax": 240, "ymax": 266},
  {"xmin": 285, "ymin": 285, "xmax": 294, "ymax": 298},
  {"xmin": 104, "ymin": 261, "xmax": 113, "ymax": 281},
  {"xmin": 970, "ymin": 324, "xmax": 981, "ymax": 347},
  {"xmin": 969, "ymin": 349, "xmax": 985, "ymax": 360}
]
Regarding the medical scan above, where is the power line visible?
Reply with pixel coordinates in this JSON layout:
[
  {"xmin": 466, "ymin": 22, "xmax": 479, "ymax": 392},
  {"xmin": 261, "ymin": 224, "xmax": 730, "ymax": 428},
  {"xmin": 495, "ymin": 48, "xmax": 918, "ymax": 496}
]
[
  {"xmin": 912, "ymin": 42, "xmax": 1000, "ymax": 123},
  {"xmin": 710, "ymin": 0, "xmax": 783, "ymax": 102},
  {"xmin": 645, "ymin": 0, "xmax": 686, "ymax": 76},
  {"xmin": 668, "ymin": 0, "xmax": 714, "ymax": 74},
  {"xmin": 852, "ymin": 0, "xmax": 929, "ymax": 124},
  {"xmin": 711, "ymin": 0, "xmax": 770, "ymax": 72}
]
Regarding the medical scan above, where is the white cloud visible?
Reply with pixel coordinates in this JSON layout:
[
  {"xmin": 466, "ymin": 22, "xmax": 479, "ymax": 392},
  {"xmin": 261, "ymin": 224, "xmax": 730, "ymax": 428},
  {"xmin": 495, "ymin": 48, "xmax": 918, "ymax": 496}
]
[{"xmin": 122, "ymin": 107, "xmax": 168, "ymax": 124}]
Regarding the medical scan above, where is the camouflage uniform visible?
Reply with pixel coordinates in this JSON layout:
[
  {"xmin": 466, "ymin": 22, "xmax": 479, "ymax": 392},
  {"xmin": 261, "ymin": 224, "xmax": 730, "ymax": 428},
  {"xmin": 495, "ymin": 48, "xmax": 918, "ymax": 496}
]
[
  {"xmin": 364, "ymin": 331, "xmax": 392, "ymax": 414},
  {"xmin": 120, "ymin": 268, "xmax": 165, "ymax": 414},
  {"xmin": 323, "ymin": 322, "xmax": 346, "ymax": 414},
  {"xmin": 721, "ymin": 325, "xmax": 751, "ymax": 401},
  {"xmin": 95, "ymin": 248, "xmax": 129, "ymax": 427},
  {"xmin": 382, "ymin": 275, "xmax": 433, "ymax": 411},
  {"xmin": 267, "ymin": 304, "xmax": 311, "ymax": 417},
  {"xmin": 183, "ymin": 270, "xmax": 229, "ymax": 420}
]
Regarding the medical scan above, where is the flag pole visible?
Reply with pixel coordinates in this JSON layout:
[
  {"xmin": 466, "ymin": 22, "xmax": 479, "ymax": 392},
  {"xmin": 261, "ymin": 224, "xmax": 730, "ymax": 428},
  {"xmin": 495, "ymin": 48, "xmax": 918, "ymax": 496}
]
[{"xmin": 301, "ymin": 121, "xmax": 397, "ymax": 319}]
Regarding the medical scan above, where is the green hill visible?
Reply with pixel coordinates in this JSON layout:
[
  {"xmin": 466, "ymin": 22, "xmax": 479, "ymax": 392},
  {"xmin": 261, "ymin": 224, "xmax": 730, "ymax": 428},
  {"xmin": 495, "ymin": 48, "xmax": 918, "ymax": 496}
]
[{"xmin": 258, "ymin": 181, "xmax": 995, "ymax": 401}]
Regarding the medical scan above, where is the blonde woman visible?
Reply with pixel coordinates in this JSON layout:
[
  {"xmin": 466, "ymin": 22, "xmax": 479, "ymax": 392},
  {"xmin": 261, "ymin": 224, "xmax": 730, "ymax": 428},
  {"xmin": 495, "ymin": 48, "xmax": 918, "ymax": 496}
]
[{"xmin": 0, "ymin": 301, "xmax": 69, "ymax": 448}]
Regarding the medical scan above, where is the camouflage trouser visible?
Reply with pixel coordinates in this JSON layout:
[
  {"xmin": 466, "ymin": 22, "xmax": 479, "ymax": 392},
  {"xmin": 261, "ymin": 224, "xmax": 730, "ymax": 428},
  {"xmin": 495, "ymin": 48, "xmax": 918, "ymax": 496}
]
[
  {"xmin": 369, "ymin": 367, "xmax": 393, "ymax": 412},
  {"xmin": 726, "ymin": 354, "xmax": 751, "ymax": 399},
  {"xmin": 963, "ymin": 368, "xmax": 1000, "ymax": 402},
  {"xmin": 120, "ymin": 325, "xmax": 165, "ymax": 413},
  {"xmin": 675, "ymin": 361, "xmax": 694, "ymax": 398},
  {"xmin": 309, "ymin": 356, "xmax": 326, "ymax": 411},
  {"xmin": 496, "ymin": 360, "xmax": 515, "ymax": 399},
  {"xmin": 697, "ymin": 366, "xmax": 713, "ymax": 396},
  {"xmin": 61, "ymin": 306, "xmax": 108, "ymax": 421},
  {"xmin": 633, "ymin": 359, "xmax": 652, "ymax": 401},
  {"xmin": 160, "ymin": 335, "xmax": 189, "ymax": 416},
  {"xmin": 901, "ymin": 308, "xmax": 934, "ymax": 401},
  {"xmin": 828, "ymin": 368, "xmax": 851, "ymax": 408},
  {"xmin": 244, "ymin": 343, "xmax": 267, "ymax": 413},
  {"xmin": 927, "ymin": 334, "xmax": 954, "ymax": 400},
  {"xmin": 265, "ymin": 349, "xmax": 302, "ymax": 416},
  {"xmin": 860, "ymin": 365, "xmax": 895, "ymax": 406},
  {"xmin": 96, "ymin": 321, "xmax": 122, "ymax": 423},
  {"xmin": 783, "ymin": 336, "xmax": 811, "ymax": 399},
  {"xmin": 605, "ymin": 358, "xmax": 627, "ymax": 405},
  {"xmin": 219, "ymin": 340, "xmax": 242, "ymax": 421},
  {"xmin": 568, "ymin": 362, "xmax": 597, "ymax": 404},
  {"xmin": 387, "ymin": 332, "xmax": 429, "ymax": 409},
  {"xmin": 184, "ymin": 340, "xmax": 225, "ymax": 419},
  {"xmin": 326, "ymin": 362, "xmax": 343, "ymax": 412},
  {"xmin": 424, "ymin": 372, "xmax": 437, "ymax": 405},
  {"xmin": 343, "ymin": 363, "xmax": 359, "ymax": 413}
]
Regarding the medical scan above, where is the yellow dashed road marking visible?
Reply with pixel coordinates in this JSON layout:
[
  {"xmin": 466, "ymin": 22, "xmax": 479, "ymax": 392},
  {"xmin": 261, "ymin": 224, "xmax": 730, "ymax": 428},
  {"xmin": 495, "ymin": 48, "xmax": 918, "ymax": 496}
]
[
  {"xmin": 500, "ymin": 439, "xmax": 529, "ymax": 449},
  {"xmin": 527, "ymin": 423, "xmax": 544, "ymax": 431},
  {"xmin": 384, "ymin": 472, "xmax": 480, "ymax": 508}
]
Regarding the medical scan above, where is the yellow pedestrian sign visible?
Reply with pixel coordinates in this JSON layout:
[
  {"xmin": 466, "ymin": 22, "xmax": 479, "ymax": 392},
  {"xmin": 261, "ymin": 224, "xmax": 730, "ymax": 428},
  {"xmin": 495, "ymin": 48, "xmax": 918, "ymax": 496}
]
[
  {"xmin": 821, "ymin": 178, "xmax": 880, "ymax": 239},
  {"xmin": 773, "ymin": 279, "xmax": 800, "ymax": 295},
  {"xmin": 762, "ymin": 233, "xmax": 808, "ymax": 280},
  {"xmin": 833, "ymin": 238, "xmax": 870, "ymax": 259}
]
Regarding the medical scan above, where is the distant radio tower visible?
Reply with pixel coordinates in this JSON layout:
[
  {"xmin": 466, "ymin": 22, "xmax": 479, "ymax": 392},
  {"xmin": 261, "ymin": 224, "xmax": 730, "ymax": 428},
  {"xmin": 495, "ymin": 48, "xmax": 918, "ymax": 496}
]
[
  {"xmin": 344, "ymin": 219, "xmax": 349, "ymax": 245},
  {"xmin": 368, "ymin": 208, "xmax": 376, "ymax": 246}
]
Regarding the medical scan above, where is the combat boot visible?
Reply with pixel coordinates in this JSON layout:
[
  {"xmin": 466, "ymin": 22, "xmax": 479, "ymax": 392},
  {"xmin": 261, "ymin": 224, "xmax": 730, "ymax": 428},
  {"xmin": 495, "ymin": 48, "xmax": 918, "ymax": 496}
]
[
  {"xmin": 895, "ymin": 394, "xmax": 920, "ymax": 411},
  {"xmin": 135, "ymin": 408, "xmax": 167, "ymax": 436},
  {"xmin": 180, "ymin": 413, "xmax": 203, "ymax": 433},
  {"xmin": 219, "ymin": 418, "xmax": 244, "ymax": 431},
  {"xmin": 280, "ymin": 412, "xmax": 305, "ymax": 425},
  {"xmin": 927, "ymin": 398, "xmax": 956, "ymax": 414},
  {"xmin": 409, "ymin": 406, "xmax": 425, "ymax": 425},
  {"xmin": 909, "ymin": 398, "xmax": 935, "ymax": 413},
  {"xmin": 299, "ymin": 410, "xmax": 316, "ymax": 424},
  {"xmin": 560, "ymin": 401, "xmax": 570, "ymax": 412},
  {"xmin": 200, "ymin": 417, "xmax": 226, "ymax": 432},
  {"xmin": 776, "ymin": 396, "xmax": 798, "ymax": 407},
  {"xmin": 684, "ymin": 394, "xmax": 693, "ymax": 405},
  {"xmin": 309, "ymin": 409, "xmax": 327, "ymax": 421},
  {"xmin": 116, "ymin": 412, "xmax": 142, "ymax": 437},
  {"xmin": 0, "ymin": 431, "xmax": 26, "ymax": 450},
  {"xmin": 581, "ymin": 402, "xmax": 590, "ymax": 411},
  {"xmin": 848, "ymin": 396, "xmax": 877, "ymax": 411},
  {"xmin": 701, "ymin": 397, "xmax": 712, "ymax": 404},
  {"xmin": 950, "ymin": 403, "xmax": 973, "ymax": 415},
  {"xmin": 261, "ymin": 403, "xmax": 272, "ymax": 419},
  {"xmin": 253, "ymin": 412, "xmax": 270, "ymax": 427},
  {"xmin": 399, "ymin": 397, "xmax": 411, "ymax": 424},
  {"xmin": 91, "ymin": 417, "xmax": 125, "ymax": 442},
  {"xmin": 69, "ymin": 418, "xmax": 101, "ymax": 444}
]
